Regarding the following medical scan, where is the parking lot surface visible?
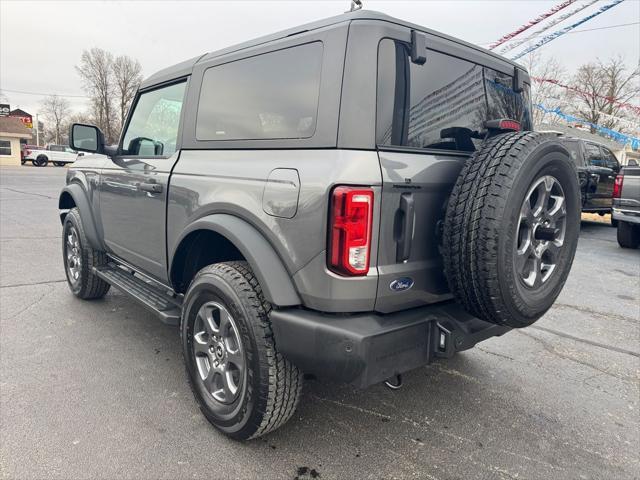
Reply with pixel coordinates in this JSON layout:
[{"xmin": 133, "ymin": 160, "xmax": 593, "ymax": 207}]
[{"xmin": 1, "ymin": 165, "xmax": 638, "ymax": 480}]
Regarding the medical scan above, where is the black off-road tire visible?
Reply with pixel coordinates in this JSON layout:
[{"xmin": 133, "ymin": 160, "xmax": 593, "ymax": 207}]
[
  {"xmin": 617, "ymin": 221, "xmax": 640, "ymax": 248},
  {"xmin": 34, "ymin": 155, "xmax": 48, "ymax": 167},
  {"xmin": 62, "ymin": 208, "xmax": 111, "ymax": 299},
  {"xmin": 181, "ymin": 261, "xmax": 302, "ymax": 440},
  {"xmin": 53, "ymin": 161, "xmax": 65, "ymax": 167},
  {"xmin": 443, "ymin": 132, "xmax": 581, "ymax": 328}
]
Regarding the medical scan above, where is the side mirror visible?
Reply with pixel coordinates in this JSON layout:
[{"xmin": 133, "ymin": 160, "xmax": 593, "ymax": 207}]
[{"xmin": 69, "ymin": 123, "xmax": 104, "ymax": 154}]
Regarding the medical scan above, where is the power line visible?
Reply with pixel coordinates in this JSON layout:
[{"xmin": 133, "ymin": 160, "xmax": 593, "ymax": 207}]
[
  {"xmin": 0, "ymin": 88, "xmax": 89, "ymax": 99},
  {"xmin": 478, "ymin": 21, "xmax": 639, "ymax": 45}
]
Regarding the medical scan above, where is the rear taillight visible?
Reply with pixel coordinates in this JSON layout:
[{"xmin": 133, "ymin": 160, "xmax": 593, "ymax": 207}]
[
  {"xmin": 613, "ymin": 174, "xmax": 624, "ymax": 198},
  {"xmin": 25, "ymin": 149, "xmax": 31, "ymax": 155},
  {"xmin": 328, "ymin": 186, "xmax": 374, "ymax": 276}
]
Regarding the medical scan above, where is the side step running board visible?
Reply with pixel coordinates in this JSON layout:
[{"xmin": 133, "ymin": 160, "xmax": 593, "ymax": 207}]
[{"xmin": 93, "ymin": 264, "xmax": 182, "ymax": 326}]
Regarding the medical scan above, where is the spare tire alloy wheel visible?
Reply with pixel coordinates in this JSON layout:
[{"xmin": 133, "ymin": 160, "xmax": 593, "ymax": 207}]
[
  {"xmin": 516, "ymin": 175, "xmax": 567, "ymax": 289},
  {"xmin": 192, "ymin": 301, "xmax": 245, "ymax": 405},
  {"xmin": 443, "ymin": 132, "xmax": 581, "ymax": 328}
]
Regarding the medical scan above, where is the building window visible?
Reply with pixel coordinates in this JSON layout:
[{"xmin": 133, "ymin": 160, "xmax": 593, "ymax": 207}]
[{"xmin": 0, "ymin": 140, "xmax": 11, "ymax": 156}]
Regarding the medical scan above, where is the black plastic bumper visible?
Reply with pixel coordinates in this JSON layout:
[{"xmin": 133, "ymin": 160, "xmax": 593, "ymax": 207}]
[{"xmin": 270, "ymin": 302, "xmax": 510, "ymax": 389}]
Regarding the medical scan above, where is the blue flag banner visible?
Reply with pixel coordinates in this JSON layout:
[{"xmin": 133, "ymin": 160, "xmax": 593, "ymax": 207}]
[{"xmin": 536, "ymin": 104, "xmax": 640, "ymax": 150}]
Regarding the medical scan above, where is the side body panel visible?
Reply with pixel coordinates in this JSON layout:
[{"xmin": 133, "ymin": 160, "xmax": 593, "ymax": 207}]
[{"xmin": 167, "ymin": 149, "xmax": 382, "ymax": 312}]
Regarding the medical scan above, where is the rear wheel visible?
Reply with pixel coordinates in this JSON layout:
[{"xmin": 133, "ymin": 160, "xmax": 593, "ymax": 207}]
[
  {"xmin": 617, "ymin": 221, "xmax": 640, "ymax": 248},
  {"xmin": 33, "ymin": 155, "xmax": 48, "ymax": 167},
  {"xmin": 62, "ymin": 208, "xmax": 110, "ymax": 299},
  {"xmin": 181, "ymin": 261, "xmax": 302, "ymax": 440},
  {"xmin": 443, "ymin": 132, "xmax": 581, "ymax": 328}
]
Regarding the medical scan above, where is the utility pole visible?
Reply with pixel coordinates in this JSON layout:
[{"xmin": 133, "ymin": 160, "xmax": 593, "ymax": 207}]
[{"xmin": 35, "ymin": 114, "xmax": 39, "ymax": 146}]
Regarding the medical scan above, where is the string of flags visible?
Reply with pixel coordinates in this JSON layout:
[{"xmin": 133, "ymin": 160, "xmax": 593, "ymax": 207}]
[
  {"xmin": 511, "ymin": 0, "xmax": 627, "ymax": 60},
  {"xmin": 497, "ymin": 0, "xmax": 599, "ymax": 55},
  {"xmin": 488, "ymin": 0, "xmax": 577, "ymax": 50},
  {"xmin": 536, "ymin": 104, "xmax": 640, "ymax": 149},
  {"xmin": 532, "ymin": 77, "xmax": 640, "ymax": 116}
]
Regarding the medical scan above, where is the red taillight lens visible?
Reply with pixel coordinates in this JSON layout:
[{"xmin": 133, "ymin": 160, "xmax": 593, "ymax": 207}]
[
  {"xmin": 613, "ymin": 174, "xmax": 624, "ymax": 198},
  {"xmin": 328, "ymin": 186, "xmax": 374, "ymax": 276},
  {"xmin": 25, "ymin": 149, "xmax": 31, "ymax": 155}
]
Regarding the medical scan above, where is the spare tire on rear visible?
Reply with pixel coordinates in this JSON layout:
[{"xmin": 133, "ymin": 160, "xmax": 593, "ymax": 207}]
[{"xmin": 442, "ymin": 132, "xmax": 580, "ymax": 328}]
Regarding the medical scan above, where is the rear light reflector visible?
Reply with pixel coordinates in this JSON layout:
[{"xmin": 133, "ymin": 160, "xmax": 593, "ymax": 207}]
[
  {"xmin": 613, "ymin": 174, "xmax": 623, "ymax": 198},
  {"xmin": 498, "ymin": 119, "xmax": 521, "ymax": 131},
  {"xmin": 328, "ymin": 186, "xmax": 374, "ymax": 276}
]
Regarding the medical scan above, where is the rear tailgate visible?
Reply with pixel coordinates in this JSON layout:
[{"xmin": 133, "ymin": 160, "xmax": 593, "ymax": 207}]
[{"xmin": 374, "ymin": 150, "xmax": 464, "ymax": 313}]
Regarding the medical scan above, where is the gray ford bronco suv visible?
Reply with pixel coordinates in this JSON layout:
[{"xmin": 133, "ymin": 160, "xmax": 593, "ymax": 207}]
[{"xmin": 60, "ymin": 10, "xmax": 580, "ymax": 440}]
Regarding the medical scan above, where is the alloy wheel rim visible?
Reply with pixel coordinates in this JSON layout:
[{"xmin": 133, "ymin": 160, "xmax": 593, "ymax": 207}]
[
  {"xmin": 516, "ymin": 175, "xmax": 567, "ymax": 289},
  {"xmin": 66, "ymin": 226, "xmax": 82, "ymax": 284},
  {"xmin": 192, "ymin": 301, "xmax": 245, "ymax": 405}
]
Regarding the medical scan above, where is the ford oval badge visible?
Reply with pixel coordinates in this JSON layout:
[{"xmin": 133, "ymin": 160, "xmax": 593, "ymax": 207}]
[{"xmin": 389, "ymin": 277, "xmax": 414, "ymax": 292}]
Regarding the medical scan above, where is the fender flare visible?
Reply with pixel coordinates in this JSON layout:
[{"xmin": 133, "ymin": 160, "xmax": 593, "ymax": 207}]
[
  {"xmin": 171, "ymin": 214, "xmax": 301, "ymax": 307},
  {"xmin": 58, "ymin": 183, "xmax": 103, "ymax": 250}
]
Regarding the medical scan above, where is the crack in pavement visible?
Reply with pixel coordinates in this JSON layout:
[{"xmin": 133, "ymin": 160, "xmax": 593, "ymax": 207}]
[
  {"xmin": 530, "ymin": 324, "xmax": 640, "ymax": 358},
  {"xmin": 1, "ymin": 187, "xmax": 54, "ymax": 199},
  {"xmin": 552, "ymin": 303, "xmax": 638, "ymax": 325},
  {"xmin": 0, "ymin": 279, "xmax": 66, "ymax": 289},
  {"xmin": 517, "ymin": 330, "xmax": 637, "ymax": 382}
]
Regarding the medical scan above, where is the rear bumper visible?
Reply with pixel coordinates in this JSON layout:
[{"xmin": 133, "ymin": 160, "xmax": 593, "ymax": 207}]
[{"xmin": 270, "ymin": 302, "xmax": 510, "ymax": 388}]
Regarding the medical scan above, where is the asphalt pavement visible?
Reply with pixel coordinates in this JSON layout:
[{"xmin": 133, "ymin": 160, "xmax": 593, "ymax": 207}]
[{"xmin": 1, "ymin": 165, "xmax": 638, "ymax": 480}]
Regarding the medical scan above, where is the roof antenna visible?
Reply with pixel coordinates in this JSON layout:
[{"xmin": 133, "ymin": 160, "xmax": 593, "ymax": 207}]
[{"xmin": 348, "ymin": 0, "xmax": 363, "ymax": 12}]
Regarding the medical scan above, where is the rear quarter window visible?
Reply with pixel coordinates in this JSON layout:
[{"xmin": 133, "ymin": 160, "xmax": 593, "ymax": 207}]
[{"xmin": 196, "ymin": 42, "xmax": 323, "ymax": 141}]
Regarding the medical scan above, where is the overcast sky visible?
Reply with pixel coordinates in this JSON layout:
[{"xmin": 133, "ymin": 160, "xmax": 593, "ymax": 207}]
[{"xmin": 1, "ymin": 0, "xmax": 638, "ymax": 116}]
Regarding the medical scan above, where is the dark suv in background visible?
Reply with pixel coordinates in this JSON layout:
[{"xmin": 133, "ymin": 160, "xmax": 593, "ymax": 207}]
[{"xmin": 562, "ymin": 138, "xmax": 621, "ymax": 224}]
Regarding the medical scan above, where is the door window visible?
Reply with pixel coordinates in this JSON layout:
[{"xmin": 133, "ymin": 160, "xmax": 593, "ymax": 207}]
[
  {"xmin": 585, "ymin": 143, "xmax": 605, "ymax": 167},
  {"xmin": 122, "ymin": 81, "xmax": 187, "ymax": 157}
]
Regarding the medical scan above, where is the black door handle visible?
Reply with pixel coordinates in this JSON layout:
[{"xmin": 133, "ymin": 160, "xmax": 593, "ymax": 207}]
[
  {"xmin": 137, "ymin": 182, "xmax": 163, "ymax": 193},
  {"xmin": 396, "ymin": 193, "xmax": 415, "ymax": 263}
]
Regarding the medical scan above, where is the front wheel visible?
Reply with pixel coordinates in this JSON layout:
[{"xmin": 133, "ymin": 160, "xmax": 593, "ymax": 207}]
[
  {"xmin": 53, "ymin": 161, "xmax": 65, "ymax": 167},
  {"xmin": 62, "ymin": 208, "xmax": 111, "ymax": 299},
  {"xmin": 181, "ymin": 261, "xmax": 302, "ymax": 440}
]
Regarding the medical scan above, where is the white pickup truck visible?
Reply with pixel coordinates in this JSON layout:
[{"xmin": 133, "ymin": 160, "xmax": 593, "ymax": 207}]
[{"xmin": 23, "ymin": 144, "xmax": 80, "ymax": 167}]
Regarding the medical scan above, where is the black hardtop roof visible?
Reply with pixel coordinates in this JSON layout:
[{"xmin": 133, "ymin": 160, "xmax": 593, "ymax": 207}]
[{"xmin": 140, "ymin": 9, "xmax": 522, "ymax": 89}]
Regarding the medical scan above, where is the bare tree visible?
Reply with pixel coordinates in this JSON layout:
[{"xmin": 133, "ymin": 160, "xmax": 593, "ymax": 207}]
[
  {"xmin": 40, "ymin": 95, "xmax": 71, "ymax": 144},
  {"xmin": 522, "ymin": 50, "xmax": 566, "ymax": 127},
  {"xmin": 113, "ymin": 55, "xmax": 143, "ymax": 134},
  {"xmin": 569, "ymin": 56, "xmax": 639, "ymax": 135},
  {"xmin": 76, "ymin": 48, "xmax": 116, "ymax": 142}
]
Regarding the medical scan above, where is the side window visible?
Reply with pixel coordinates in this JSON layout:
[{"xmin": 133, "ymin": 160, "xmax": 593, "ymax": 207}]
[
  {"xmin": 377, "ymin": 39, "xmax": 533, "ymax": 153},
  {"xmin": 585, "ymin": 143, "xmax": 604, "ymax": 167},
  {"xmin": 0, "ymin": 140, "xmax": 11, "ymax": 156},
  {"xmin": 196, "ymin": 42, "xmax": 323, "ymax": 141},
  {"xmin": 602, "ymin": 148, "xmax": 619, "ymax": 170},
  {"xmin": 122, "ymin": 81, "xmax": 187, "ymax": 156}
]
